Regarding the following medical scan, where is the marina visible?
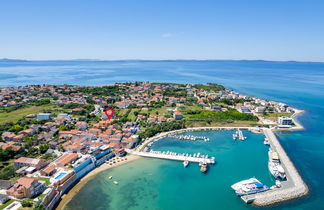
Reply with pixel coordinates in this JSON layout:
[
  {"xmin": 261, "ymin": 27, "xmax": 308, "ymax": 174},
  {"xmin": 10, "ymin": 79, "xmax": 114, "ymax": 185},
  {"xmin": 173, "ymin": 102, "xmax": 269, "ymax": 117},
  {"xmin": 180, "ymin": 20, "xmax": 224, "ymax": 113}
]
[
  {"xmin": 125, "ymin": 149, "xmax": 216, "ymax": 165},
  {"xmin": 232, "ymin": 128, "xmax": 247, "ymax": 140},
  {"xmin": 169, "ymin": 134, "xmax": 210, "ymax": 142},
  {"xmin": 135, "ymin": 126, "xmax": 308, "ymax": 206},
  {"xmin": 239, "ymin": 128, "xmax": 309, "ymax": 206}
]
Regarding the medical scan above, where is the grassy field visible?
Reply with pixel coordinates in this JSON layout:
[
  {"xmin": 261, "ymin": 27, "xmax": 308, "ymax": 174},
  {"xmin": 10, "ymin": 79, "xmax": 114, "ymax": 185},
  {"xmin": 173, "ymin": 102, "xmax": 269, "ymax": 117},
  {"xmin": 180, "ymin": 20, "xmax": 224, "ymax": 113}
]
[
  {"xmin": 186, "ymin": 120, "xmax": 261, "ymax": 127},
  {"xmin": 0, "ymin": 104, "xmax": 61, "ymax": 124},
  {"xmin": 38, "ymin": 177, "xmax": 51, "ymax": 186},
  {"xmin": 262, "ymin": 112, "xmax": 293, "ymax": 121}
]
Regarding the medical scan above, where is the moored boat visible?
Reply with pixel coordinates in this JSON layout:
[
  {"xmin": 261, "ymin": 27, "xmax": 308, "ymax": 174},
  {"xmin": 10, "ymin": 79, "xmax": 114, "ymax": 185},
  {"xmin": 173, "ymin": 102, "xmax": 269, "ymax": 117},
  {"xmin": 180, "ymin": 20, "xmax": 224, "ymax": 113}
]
[
  {"xmin": 268, "ymin": 161, "xmax": 286, "ymax": 180},
  {"xmin": 183, "ymin": 160, "xmax": 189, "ymax": 168},
  {"xmin": 200, "ymin": 163, "xmax": 208, "ymax": 173},
  {"xmin": 231, "ymin": 178, "xmax": 269, "ymax": 196}
]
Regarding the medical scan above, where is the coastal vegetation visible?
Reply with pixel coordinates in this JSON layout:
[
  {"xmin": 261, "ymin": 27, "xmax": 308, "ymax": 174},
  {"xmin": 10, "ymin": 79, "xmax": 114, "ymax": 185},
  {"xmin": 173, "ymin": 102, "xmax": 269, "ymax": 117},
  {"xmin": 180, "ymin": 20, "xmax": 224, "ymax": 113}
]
[
  {"xmin": 138, "ymin": 120, "xmax": 187, "ymax": 139},
  {"xmin": 185, "ymin": 110, "xmax": 259, "ymax": 123}
]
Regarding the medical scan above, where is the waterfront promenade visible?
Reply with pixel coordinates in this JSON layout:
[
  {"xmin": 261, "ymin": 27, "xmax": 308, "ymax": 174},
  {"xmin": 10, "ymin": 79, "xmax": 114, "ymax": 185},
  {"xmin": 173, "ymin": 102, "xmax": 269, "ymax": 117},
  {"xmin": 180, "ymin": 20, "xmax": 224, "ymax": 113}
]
[{"xmin": 125, "ymin": 149, "xmax": 215, "ymax": 164}]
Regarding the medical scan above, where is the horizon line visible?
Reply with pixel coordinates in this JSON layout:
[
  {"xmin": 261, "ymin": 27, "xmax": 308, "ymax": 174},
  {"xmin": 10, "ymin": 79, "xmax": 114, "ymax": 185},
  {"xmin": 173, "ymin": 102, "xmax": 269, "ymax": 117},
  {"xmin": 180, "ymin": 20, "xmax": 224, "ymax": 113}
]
[{"xmin": 1, "ymin": 57, "xmax": 324, "ymax": 64}]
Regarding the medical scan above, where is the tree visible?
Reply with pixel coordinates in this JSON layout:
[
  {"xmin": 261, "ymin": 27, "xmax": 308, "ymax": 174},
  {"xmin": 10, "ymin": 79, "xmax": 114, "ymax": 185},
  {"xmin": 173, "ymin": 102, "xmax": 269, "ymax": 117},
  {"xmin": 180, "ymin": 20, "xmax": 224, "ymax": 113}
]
[
  {"xmin": 21, "ymin": 199, "xmax": 33, "ymax": 207},
  {"xmin": 39, "ymin": 144, "xmax": 49, "ymax": 154}
]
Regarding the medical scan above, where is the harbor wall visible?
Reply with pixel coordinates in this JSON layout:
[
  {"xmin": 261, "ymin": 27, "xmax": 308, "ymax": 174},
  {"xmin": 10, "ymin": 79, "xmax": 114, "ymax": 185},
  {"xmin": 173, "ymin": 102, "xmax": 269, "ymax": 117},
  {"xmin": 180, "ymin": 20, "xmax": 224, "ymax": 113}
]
[{"xmin": 252, "ymin": 129, "xmax": 309, "ymax": 206}]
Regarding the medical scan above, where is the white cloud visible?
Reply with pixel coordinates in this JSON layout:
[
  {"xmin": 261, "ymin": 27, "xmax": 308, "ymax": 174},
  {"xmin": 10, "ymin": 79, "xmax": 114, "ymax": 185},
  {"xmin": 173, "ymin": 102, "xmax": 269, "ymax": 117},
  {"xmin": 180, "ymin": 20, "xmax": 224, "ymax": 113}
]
[{"xmin": 161, "ymin": 33, "xmax": 172, "ymax": 38}]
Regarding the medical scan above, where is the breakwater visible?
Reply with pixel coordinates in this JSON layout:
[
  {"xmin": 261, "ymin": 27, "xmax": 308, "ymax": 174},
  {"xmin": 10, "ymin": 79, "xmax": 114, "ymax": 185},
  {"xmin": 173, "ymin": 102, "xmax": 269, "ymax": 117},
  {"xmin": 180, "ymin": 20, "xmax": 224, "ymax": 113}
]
[{"xmin": 252, "ymin": 128, "xmax": 309, "ymax": 206}]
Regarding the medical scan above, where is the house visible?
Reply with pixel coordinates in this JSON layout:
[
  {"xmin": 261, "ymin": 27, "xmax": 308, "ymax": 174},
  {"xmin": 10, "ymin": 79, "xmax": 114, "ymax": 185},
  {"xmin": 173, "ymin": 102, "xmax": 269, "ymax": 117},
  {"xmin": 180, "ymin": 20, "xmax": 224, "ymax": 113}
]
[
  {"xmin": 55, "ymin": 153, "xmax": 79, "ymax": 167},
  {"xmin": 7, "ymin": 177, "xmax": 46, "ymax": 199},
  {"xmin": 0, "ymin": 141, "xmax": 22, "ymax": 151},
  {"xmin": 210, "ymin": 104, "xmax": 222, "ymax": 111},
  {"xmin": 239, "ymin": 106, "xmax": 252, "ymax": 114},
  {"xmin": 14, "ymin": 157, "xmax": 48, "ymax": 170},
  {"xmin": 1, "ymin": 132, "xmax": 16, "ymax": 141},
  {"xmin": 255, "ymin": 106, "xmax": 267, "ymax": 113},
  {"xmin": 37, "ymin": 113, "xmax": 52, "ymax": 120},
  {"xmin": 19, "ymin": 129, "xmax": 34, "ymax": 136},
  {"xmin": 0, "ymin": 180, "xmax": 14, "ymax": 190},
  {"xmin": 40, "ymin": 164, "xmax": 57, "ymax": 176},
  {"xmin": 173, "ymin": 112, "xmax": 183, "ymax": 120},
  {"xmin": 76, "ymin": 121, "xmax": 88, "ymax": 130}
]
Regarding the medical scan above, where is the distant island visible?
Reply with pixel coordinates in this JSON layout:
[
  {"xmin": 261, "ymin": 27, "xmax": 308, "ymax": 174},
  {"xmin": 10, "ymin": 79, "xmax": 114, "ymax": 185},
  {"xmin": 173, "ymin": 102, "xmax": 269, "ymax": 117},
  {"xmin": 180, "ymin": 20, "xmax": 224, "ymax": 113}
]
[{"xmin": 0, "ymin": 82, "xmax": 305, "ymax": 209}]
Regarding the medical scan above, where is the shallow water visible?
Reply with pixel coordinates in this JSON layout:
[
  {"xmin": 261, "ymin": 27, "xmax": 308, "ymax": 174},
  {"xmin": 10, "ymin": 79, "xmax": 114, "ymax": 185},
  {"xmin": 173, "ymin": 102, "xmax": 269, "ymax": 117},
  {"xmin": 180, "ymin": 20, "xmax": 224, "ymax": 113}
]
[{"xmin": 65, "ymin": 130, "xmax": 273, "ymax": 210}]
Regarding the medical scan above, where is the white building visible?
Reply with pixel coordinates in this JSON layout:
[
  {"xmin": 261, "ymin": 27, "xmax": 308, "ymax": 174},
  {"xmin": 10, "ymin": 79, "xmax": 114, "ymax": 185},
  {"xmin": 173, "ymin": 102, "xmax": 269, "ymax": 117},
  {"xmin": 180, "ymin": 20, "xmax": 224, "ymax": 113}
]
[
  {"xmin": 37, "ymin": 113, "xmax": 52, "ymax": 120},
  {"xmin": 278, "ymin": 116, "xmax": 293, "ymax": 125}
]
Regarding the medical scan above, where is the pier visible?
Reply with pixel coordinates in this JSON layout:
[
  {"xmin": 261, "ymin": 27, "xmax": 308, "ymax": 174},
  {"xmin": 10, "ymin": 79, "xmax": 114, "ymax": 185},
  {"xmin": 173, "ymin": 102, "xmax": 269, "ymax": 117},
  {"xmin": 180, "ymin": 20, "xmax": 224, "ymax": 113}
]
[
  {"xmin": 251, "ymin": 128, "xmax": 309, "ymax": 206},
  {"xmin": 233, "ymin": 128, "xmax": 247, "ymax": 140},
  {"xmin": 125, "ymin": 149, "xmax": 215, "ymax": 164},
  {"xmin": 169, "ymin": 134, "xmax": 210, "ymax": 141}
]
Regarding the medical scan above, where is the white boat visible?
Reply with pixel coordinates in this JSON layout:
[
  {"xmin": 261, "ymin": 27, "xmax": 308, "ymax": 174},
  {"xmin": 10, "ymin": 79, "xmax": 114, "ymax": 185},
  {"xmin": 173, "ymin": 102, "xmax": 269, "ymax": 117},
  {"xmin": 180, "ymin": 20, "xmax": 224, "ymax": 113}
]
[
  {"xmin": 268, "ymin": 149, "xmax": 280, "ymax": 163},
  {"xmin": 231, "ymin": 178, "xmax": 269, "ymax": 196},
  {"xmin": 108, "ymin": 176, "xmax": 113, "ymax": 179},
  {"xmin": 113, "ymin": 181, "xmax": 119, "ymax": 185},
  {"xmin": 268, "ymin": 161, "xmax": 286, "ymax": 180},
  {"xmin": 264, "ymin": 138, "xmax": 270, "ymax": 145},
  {"xmin": 183, "ymin": 160, "xmax": 189, "ymax": 168}
]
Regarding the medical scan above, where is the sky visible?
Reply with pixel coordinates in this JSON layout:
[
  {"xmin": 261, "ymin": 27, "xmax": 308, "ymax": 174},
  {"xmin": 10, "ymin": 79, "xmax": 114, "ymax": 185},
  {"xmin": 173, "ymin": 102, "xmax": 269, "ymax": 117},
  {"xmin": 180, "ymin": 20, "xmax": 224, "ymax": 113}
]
[{"xmin": 1, "ymin": 0, "xmax": 324, "ymax": 61}]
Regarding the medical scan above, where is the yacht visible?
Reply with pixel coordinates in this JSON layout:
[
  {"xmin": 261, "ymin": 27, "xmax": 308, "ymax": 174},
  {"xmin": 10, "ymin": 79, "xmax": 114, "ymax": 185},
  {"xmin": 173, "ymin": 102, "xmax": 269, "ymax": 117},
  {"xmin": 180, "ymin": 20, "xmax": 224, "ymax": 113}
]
[
  {"xmin": 268, "ymin": 161, "xmax": 286, "ymax": 180},
  {"xmin": 183, "ymin": 160, "xmax": 189, "ymax": 168},
  {"xmin": 231, "ymin": 178, "xmax": 269, "ymax": 196}
]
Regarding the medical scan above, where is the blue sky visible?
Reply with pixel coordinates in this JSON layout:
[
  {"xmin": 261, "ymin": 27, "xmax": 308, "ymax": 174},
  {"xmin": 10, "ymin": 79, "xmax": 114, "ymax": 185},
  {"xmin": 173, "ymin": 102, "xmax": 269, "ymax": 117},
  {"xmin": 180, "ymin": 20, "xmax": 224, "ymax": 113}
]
[{"xmin": 0, "ymin": 0, "xmax": 324, "ymax": 61}]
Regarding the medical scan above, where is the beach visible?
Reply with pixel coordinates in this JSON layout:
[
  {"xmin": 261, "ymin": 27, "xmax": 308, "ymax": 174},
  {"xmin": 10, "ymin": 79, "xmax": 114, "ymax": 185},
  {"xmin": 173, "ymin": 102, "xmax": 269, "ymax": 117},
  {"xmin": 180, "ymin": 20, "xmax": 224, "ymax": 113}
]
[{"xmin": 56, "ymin": 155, "xmax": 142, "ymax": 210}]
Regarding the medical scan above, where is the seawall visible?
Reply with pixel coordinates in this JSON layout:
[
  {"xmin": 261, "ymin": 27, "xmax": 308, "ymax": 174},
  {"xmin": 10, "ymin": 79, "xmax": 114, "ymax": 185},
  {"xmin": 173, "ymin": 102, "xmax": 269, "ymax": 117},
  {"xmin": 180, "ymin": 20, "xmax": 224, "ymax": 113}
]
[{"xmin": 252, "ymin": 128, "xmax": 309, "ymax": 206}]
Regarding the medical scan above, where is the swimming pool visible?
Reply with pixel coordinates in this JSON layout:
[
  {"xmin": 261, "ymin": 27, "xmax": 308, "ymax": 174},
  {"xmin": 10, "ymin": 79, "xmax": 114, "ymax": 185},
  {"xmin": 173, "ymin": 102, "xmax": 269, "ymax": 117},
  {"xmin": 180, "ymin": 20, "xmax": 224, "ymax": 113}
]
[{"xmin": 54, "ymin": 172, "xmax": 67, "ymax": 180}]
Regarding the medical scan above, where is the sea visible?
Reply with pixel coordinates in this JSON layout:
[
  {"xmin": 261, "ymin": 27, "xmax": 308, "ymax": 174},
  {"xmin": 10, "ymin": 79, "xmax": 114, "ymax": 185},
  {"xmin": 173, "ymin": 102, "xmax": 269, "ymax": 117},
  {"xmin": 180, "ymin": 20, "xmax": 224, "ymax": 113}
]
[{"xmin": 0, "ymin": 60, "xmax": 324, "ymax": 210}]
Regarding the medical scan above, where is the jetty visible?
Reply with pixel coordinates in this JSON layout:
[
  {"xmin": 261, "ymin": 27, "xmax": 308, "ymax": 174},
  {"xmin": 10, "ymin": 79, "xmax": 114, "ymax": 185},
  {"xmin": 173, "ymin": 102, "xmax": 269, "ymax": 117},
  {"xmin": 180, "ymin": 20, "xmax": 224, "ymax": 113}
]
[
  {"xmin": 125, "ymin": 149, "xmax": 215, "ymax": 164},
  {"xmin": 233, "ymin": 128, "xmax": 247, "ymax": 140},
  {"xmin": 169, "ymin": 134, "xmax": 210, "ymax": 142},
  {"xmin": 244, "ymin": 128, "xmax": 308, "ymax": 206}
]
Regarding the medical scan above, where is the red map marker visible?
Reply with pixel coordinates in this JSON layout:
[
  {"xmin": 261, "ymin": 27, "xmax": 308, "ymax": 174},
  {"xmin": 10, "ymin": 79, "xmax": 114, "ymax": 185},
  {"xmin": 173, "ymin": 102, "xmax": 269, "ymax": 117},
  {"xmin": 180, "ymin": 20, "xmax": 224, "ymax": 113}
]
[{"xmin": 104, "ymin": 108, "xmax": 114, "ymax": 120}]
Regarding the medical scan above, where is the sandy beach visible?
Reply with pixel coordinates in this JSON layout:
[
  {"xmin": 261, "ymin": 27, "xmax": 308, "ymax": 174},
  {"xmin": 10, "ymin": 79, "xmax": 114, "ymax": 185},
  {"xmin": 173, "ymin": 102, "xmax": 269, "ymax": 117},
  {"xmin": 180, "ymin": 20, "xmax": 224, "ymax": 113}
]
[{"xmin": 56, "ymin": 154, "xmax": 142, "ymax": 210}]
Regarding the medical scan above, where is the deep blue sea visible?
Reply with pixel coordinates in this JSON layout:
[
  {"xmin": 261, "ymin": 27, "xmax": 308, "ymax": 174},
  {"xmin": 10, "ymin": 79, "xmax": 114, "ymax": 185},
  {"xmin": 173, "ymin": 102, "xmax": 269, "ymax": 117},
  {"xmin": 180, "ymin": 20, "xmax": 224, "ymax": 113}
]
[{"xmin": 1, "ymin": 60, "xmax": 324, "ymax": 209}]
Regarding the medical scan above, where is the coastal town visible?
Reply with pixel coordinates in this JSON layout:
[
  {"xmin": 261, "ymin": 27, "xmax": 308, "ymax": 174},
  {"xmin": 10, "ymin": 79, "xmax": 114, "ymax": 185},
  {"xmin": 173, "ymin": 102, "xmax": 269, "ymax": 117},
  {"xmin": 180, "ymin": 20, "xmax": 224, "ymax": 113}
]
[{"xmin": 0, "ymin": 82, "xmax": 303, "ymax": 210}]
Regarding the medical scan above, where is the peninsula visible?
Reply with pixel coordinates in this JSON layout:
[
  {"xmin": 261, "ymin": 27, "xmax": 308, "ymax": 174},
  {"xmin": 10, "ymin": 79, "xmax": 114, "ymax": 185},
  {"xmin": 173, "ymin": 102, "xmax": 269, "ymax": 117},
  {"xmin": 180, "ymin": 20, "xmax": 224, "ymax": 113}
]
[{"xmin": 0, "ymin": 82, "xmax": 307, "ymax": 209}]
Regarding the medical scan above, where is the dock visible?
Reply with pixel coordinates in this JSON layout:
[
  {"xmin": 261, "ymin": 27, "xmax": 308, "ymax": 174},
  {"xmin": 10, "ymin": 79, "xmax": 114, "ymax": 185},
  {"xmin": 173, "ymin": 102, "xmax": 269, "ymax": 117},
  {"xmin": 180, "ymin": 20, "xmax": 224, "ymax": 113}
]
[
  {"xmin": 125, "ymin": 149, "xmax": 215, "ymax": 164},
  {"xmin": 251, "ymin": 128, "xmax": 309, "ymax": 206}
]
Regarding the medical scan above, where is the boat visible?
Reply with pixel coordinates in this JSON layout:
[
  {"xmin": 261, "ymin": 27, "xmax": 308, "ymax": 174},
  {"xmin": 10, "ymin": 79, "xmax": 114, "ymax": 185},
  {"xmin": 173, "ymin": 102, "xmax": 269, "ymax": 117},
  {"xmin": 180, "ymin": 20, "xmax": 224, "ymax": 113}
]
[
  {"xmin": 268, "ymin": 149, "xmax": 280, "ymax": 163},
  {"xmin": 264, "ymin": 138, "xmax": 270, "ymax": 145},
  {"xmin": 200, "ymin": 163, "xmax": 208, "ymax": 173},
  {"xmin": 231, "ymin": 178, "xmax": 269, "ymax": 196},
  {"xmin": 183, "ymin": 160, "xmax": 189, "ymax": 168},
  {"xmin": 113, "ymin": 181, "xmax": 119, "ymax": 185},
  {"xmin": 268, "ymin": 161, "xmax": 286, "ymax": 180},
  {"xmin": 108, "ymin": 176, "xmax": 113, "ymax": 179}
]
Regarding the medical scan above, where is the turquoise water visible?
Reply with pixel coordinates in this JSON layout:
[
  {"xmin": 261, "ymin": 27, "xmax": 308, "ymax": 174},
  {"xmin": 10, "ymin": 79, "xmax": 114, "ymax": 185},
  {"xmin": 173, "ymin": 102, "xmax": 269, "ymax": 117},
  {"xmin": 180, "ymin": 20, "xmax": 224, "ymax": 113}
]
[
  {"xmin": 65, "ymin": 130, "xmax": 273, "ymax": 210},
  {"xmin": 1, "ymin": 60, "xmax": 324, "ymax": 209}
]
